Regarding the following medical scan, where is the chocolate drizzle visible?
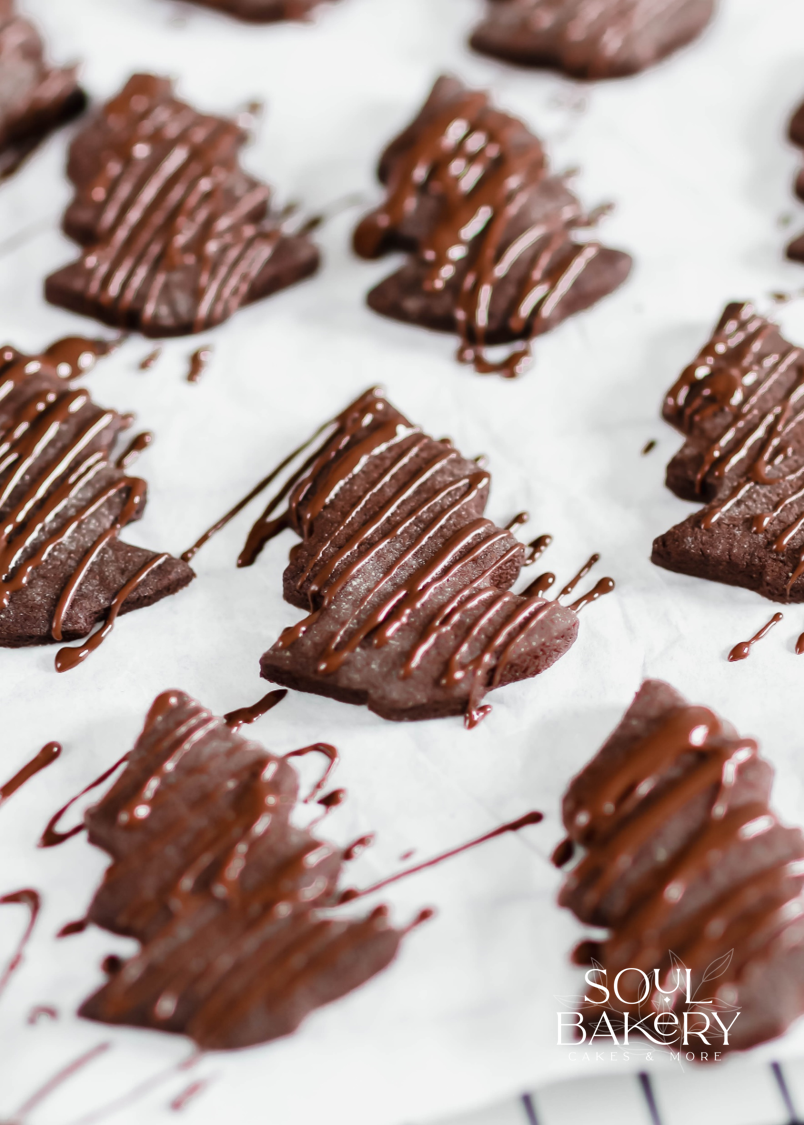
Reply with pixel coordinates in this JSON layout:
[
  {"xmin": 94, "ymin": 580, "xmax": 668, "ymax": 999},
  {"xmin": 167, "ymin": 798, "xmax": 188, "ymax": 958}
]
[
  {"xmin": 653, "ymin": 303, "xmax": 804, "ymax": 601},
  {"xmin": 27, "ymin": 1004, "xmax": 58, "ymax": 1023},
  {"xmin": 0, "ymin": 741, "xmax": 60, "ymax": 807},
  {"xmin": 116, "ymin": 431, "xmax": 153, "ymax": 470},
  {"xmin": 39, "ymin": 752, "xmax": 130, "ymax": 848},
  {"xmin": 728, "ymin": 612, "xmax": 783, "ymax": 662},
  {"xmin": 9, "ymin": 1042, "xmax": 111, "ymax": 1122},
  {"xmin": 353, "ymin": 76, "xmax": 631, "ymax": 378},
  {"xmin": 46, "ymin": 74, "xmax": 320, "ymax": 337},
  {"xmin": 559, "ymin": 680, "xmax": 804, "ymax": 1051},
  {"xmin": 223, "ymin": 688, "xmax": 287, "ymax": 731},
  {"xmin": 338, "ymin": 811, "xmax": 542, "ymax": 901},
  {"xmin": 139, "ymin": 347, "xmax": 162, "ymax": 371},
  {"xmin": 0, "ymin": 889, "xmax": 40, "ymax": 1001},
  {"xmin": 187, "ymin": 346, "xmax": 212, "ymax": 384},
  {"xmin": 77, "ymin": 690, "xmax": 410, "ymax": 1049},
  {"xmin": 170, "ymin": 1079, "xmax": 210, "ymax": 1112},
  {"xmin": 218, "ymin": 387, "xmax": 611, "ymax": 725},
  {"xmin": 57, "ymin": 918, "xmax": 89, "ymax": 938},
  {"xmin": 0, "ymin": 335, "xmax": 193, "ymax": 661}
]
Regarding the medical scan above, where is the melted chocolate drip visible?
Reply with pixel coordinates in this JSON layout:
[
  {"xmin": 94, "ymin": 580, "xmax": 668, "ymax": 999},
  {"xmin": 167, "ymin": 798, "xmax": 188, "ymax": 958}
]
[
  {"xmin": 76, "ymin": 691, "xmax": 408, "ymax": 1050},
  {"xmin": 11, "ymin": 1043, "xmax": 111, "ymax": 1121},
  {"xmin": 187, "ymin": 346, "xmax": 212, "ymax": 384},
  {"xmin": 57, "ymin": 918, "xmax": 88, "ymax": 938},
  {"xmin": 223, "ymin": 688, "xmax": 287, "ymax": 732},
  {"xmin": 796, "ymin": 631, "xmax": 804, "ymax": 655},
  {"xmin": 551, "ymin": 836, "xmax": 574, "ymax": 867},
  {"xmin": 283, "ymin": 742, "xmax": 339, "ymax": 801},
  {"xmin": 339, "ymin": 811, "xmax": 543, "ymax": 900},
  {"xmin": 524, "ymin": 533, "xmax": 552, "ymax": 565},
  {"xmin": 39, "ymin": 753, "xmax": 130, "ymax": 848},
  {"xmin": 558, "ymin": 553, "xmax": 599, "ymax": 599},
  {"xmin": 318, "ymin": 788, "xmax": 345, "ymax": 808},
  {"xmin": 569, "ymin": 576, "xmax": 615, "ymax": 613},
  {"xmin": 0, "ymin": 742, "xmax": 60, "ymax": 807},
  {"xmin": 354, "ymin": 77, "xmax": 629, "ymax": 377},
  {"xmin": 0, "ymin": 889, "xmax": 40, "ymax": 1000},
  {"xmin": 116, "ymin": 432, "xmax": 153, "ymax": 470},
  {"xmin": 181, "ymin": 417, "xmax": 333, "ymax": 565},
  {"xmin": 139, "ymin": 347, "xmax": 162, "ymax": 371},
  {"xmin": 45, "ymin": 336, "xmax": 120, "ymax": 379},
  {"xmin": 728, "ymin": 612, "xmax": 783, "ymax": 662},
  {"xmin": 522, "ymin": 571, "xmax": 555, "ymax": 598},
  {"xmin": 559, "ymin": 681, "xmax": 804, "ymax": 1049},
  {"xmin": 27, "ymin": 1004, "xmax": 58, "ymax": 1024},
  {"xmin": 170, "ymin": 1079, "xmax": 210, "ymax": 1112}
]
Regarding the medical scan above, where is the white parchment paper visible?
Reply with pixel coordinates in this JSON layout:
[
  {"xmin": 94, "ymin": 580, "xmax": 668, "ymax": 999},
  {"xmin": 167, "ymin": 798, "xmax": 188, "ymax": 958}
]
[{"xmin": 3, "ymin": 1, "xmax": 804, "ymax": 1122}]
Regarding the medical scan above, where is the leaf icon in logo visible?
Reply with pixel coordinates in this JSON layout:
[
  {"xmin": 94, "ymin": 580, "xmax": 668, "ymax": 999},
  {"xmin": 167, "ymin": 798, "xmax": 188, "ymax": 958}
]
[{"xmin": 701, "ymin": 948, "xmax": 734, "ymax": 984}]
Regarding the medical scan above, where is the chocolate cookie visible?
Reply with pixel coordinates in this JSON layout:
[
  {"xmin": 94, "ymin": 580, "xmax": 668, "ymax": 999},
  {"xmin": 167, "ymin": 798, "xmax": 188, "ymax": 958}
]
[
  {"xmin": 0, "ymin": 336, "xmax": 193, "ymax": 667},
  {"xmin": 232, "ymin": 388, "xmax": 612, "ymax": 726},
  {"xmin": 786, "ymin": 97, "xmax": 804, "ymax": 261},
  {"xmin": 557, "ymin": 680, "xmax": 804, "ymax": 1052},
  {"xmin": 0, "ymin": 0, "xmax": 85, "ymax": 179},
  {"xmin": 470, "ymin": 0, "xmax": 717, "ymax": 79},
  {"xmin": 652, "ymin": 302, "xmax": 804, "ymax": 602},
  {"xmin": 45, "ymin": 74, "xmax": 320, "ymax": 337},
  {"xmin": 353, "ymin": 76, "xmax": 631, "ymax": 378},
  {"xmin": 79, "ymin": 690, "xmax": 405, "ymax": 1049},
  {"xmin": 179, "ymin": 0, "xmax": 337, "ymax": 20}
]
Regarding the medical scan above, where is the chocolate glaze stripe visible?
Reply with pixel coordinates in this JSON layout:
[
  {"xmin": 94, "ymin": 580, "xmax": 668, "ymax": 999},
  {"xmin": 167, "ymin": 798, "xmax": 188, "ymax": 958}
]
[
  {"xmin": 569, "ymin": 577, "xmax": 615, "ymax": 612},
  {"xmin": 28, "ymin": 1004, "xmax": 58, "ymax": 1024},
  {"xmin": 187, "ymin": 346, "xmax": 211, "ymax": 384},
  {"xmin": 0, "ymin": 889, "xmax": 40, "ymax": 1001},
  {"xmin": 223, "ymin": 688, "xmax": 287, "ymax": 731},
  {"xmin": 338, "ymin": 811, "xmax": 543, "ymax": 901},
  {"xmin": 39, "ymin": 752, "xmax": 131, "ymax": 848},
  {"xmin": 728, "ymin": 612, "xmax": 784, "ymax": 662},
  {"xmin": 0, "ymin": 742, "xmax": 61, "ymax": 807},
  {"xmin": 55, "ymin": 553, "xmax": 170, "ymax": 672},
  {"xmin": 284, "ymin": 743, "xmax": 339, "ymax": 801},
  {"xmin": 354, "ymin": 87, "xmax": 604, "ymax": 378},
  {"xmin": 180, "ymin": 407, "xmax": 341, "ymax": 565},
  {"xmin": 11, "ymin": 1043, "xmax": 112, "ymax": 1123},
  {"xmin": 116, "ymin": 432, "xmax": 152, "ymax": 470},
  {"xmin": 60, "ymin": 1050, "xmax": 202, "ymax": 1125}
]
